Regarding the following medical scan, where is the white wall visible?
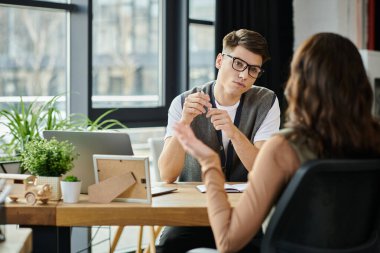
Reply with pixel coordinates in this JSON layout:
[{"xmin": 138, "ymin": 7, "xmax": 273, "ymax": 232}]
[
  {"xmin": 360, "ymin": 50, "xmax": 380, "ymax": 116},
  {"xmin": 294, "ymin": 0, "xmax": 365, "ymax": 49},
  {"xmin": 294, "ymin": 0, "xmax": 380, "ymax": 115}
]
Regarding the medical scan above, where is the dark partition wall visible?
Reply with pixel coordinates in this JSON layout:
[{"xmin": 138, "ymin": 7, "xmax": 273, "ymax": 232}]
[
  {"xmin": 215, "ymin": 0, "xmax": 294, "ymax": 125},
  {"xmin": 375, "ymin": 78, "xmax": 380, "ymax": 117}
]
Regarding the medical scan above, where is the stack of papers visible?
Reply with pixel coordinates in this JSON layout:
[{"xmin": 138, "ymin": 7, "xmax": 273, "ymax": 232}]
[{"xmin": 196, "ymin": 183, "xmax": 247, "ymax": 193}]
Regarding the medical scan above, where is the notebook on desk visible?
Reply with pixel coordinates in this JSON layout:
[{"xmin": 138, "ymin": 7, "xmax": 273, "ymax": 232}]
[
  {"xmin": 43, "ymin": 130, "xmax": 134, "ymax": 194},
  {"xmin": 196, "ymin": 183, "xmax": 247, "ymax": 193},
  {"xmin": 151, "ymin": 186, "xmax": 177, "ymax": 196}
]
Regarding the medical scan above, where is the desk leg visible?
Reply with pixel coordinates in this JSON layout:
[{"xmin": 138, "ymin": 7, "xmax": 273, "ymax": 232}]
[
  {"xmin": 111, "ymin": 226, "xmax": 125, "ymax": 253},
  {"xmin": 22, "ymin": 225, "xmax": 71, "ymax": 252},
  {"xmin": 21, "ymin": 226, "xmax": 91, "ymax": 253}
]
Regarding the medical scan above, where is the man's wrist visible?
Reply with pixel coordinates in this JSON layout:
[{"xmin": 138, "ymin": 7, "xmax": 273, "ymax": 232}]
[{"xmin": 228, "ymin": 125, "xmax": 240, "ymax": 141}]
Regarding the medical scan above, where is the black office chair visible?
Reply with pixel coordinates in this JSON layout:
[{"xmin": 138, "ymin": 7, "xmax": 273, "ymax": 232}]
[
  {"xmin": 187, "ymin": 159, "xmax": 380, "ymax": 253},
  {"xmin": 262, "ymin": 159, "xmax": 380, "ymax": 253}
]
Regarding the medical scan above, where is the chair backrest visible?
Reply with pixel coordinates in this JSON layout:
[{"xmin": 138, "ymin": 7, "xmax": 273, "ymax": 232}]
[
  {"xmin": 262, "ymin": 159, "xmax": 380, "ymax": 253},
  {"xmin": 148, "ymin": 137, "xmax": 165, "ymax": 182}
]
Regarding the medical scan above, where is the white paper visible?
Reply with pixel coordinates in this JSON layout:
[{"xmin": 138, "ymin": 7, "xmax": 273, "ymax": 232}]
[{"xmin": 196, "ymin": 183, "xmax": 247, "ymax": 193}]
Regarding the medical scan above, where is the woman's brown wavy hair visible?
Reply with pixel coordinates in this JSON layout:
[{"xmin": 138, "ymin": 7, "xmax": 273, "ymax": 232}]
[{"xmin": 284, "ymin": 33, "xmax": 380, "ymax": 158}]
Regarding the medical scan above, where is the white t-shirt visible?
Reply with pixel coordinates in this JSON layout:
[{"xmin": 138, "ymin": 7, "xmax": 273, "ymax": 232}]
[
  {"xmin": 165, "ymin": 93, "xmax": 281, "ymax": 150},
  {"xmin": 214, "ymin": 99, "xmax": 240, "ymax": 152}
]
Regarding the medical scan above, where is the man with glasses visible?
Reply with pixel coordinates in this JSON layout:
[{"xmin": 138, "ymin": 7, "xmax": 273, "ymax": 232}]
[{"xmin": 158, "ymin": 29, "xmax": 280, "ymax": 252}]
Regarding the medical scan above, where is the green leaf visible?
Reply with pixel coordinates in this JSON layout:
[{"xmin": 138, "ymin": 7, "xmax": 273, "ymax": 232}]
[
  {"xmin": 21, "ymin": 138, "xmax": 79, "ymax": 177},
  {"xmin": 0, "ymin": 96, "xmax": 127, "ymax": 160},
  {"xmin": 63, "ymin": 175, "xmax": 80, "ymax": 182}
]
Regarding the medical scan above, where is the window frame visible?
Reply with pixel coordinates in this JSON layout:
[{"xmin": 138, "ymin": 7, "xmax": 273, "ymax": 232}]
[
  {"xmin": 0, "ymin": 0, "xmax": 79, "ymax": 118},
  {"xmin": 88, "ymin": 0, "xmax": 188, "ymax": 127},
  {"xmin": 187, "ymin": 0, "xmax": 216, "ymax": 90},
  {"xmin": 0, "ymin": 0, "xmax": 76, "ymax": 11},
  {"xmin": 0, "ymin": 0, "xmax": 215, "ymax": 128}
]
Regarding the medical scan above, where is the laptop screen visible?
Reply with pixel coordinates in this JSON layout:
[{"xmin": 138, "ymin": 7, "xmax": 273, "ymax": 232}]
[{"xmin": 43, "ymin": 130, "xmax": 134, "ymax": 194}]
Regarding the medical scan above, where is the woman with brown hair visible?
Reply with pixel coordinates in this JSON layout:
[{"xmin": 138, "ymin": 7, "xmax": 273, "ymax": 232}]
[{"xmin": 173, "ymin": 32, "xmax": 380, "ymax": 253}]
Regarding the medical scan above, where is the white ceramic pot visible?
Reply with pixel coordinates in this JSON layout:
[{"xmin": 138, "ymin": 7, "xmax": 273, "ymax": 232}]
[{"xmin": 60, "ymin": 181, "xmax": 82, "ymax": 203}]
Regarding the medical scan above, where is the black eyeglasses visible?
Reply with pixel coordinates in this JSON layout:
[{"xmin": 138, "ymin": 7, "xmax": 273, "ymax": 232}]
[{"xmin": 222, "ymin": 54, "xmax": 264, "ymax": 79}]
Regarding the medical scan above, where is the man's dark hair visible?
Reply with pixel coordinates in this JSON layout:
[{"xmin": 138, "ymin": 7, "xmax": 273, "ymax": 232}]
[{"xmin": 223, "ymin": 29, "xmax": 270, "ymax": 63}]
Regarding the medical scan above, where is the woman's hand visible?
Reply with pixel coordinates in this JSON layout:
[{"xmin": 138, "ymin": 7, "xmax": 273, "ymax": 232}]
[{"xmin": 173, "ymin": 122, "xmax": 219, "ymax": 169}]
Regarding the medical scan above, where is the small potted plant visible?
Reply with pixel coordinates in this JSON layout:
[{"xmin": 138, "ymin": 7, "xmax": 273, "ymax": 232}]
[
  {"xmin": 60, "ymin": 175, "xmax": 81, "ymax": 203},
  {"xmin": 20, "ymin": 138, "xmax": 79, "ymax": 200}
]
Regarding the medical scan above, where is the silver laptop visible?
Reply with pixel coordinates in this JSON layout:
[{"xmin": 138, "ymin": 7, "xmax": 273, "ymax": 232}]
[{"xmin": 43, "ymin": 130, "xmax": 134, "ymax": 194}]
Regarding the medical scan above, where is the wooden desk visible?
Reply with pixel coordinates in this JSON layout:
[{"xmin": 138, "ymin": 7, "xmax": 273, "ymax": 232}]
[
  {"xmin": 5, "ymin": 198, "xmax": 67, "ymax": 252},
  {"xmin": 57, "ymin": 183, "xmax": 242, "ymax": 227},
  {"xmin": 7, "ymin": 183, "xmax": 242, "ymax": 227},
  {"xmin": 6, "ymin": 199, "xmax": 57, "ymax": 226},
  {"xmin": 5, "ymin": 183, "xmax": 242, "ymax": 252}
]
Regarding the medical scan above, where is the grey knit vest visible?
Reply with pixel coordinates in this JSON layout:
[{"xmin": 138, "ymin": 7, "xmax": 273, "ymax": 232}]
[{"xmin": 179, "ymin": 81, "xmax": 277, "ymax": 182}]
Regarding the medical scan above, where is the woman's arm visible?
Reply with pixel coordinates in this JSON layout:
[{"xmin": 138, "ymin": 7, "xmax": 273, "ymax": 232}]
[
  {"xmin": 173, "ymin": 122, "xmax": 300, "ymax": 253},
  {"xmin": 205, "ymin": 135, "xmax": 300, "ymax": 252}
]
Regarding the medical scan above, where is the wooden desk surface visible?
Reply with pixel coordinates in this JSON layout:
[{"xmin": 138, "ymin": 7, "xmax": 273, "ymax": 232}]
[
  {"xmin": 6, "ymin": 183, "xmax": 242, "ymax": 227},
  {"xmin": 6, "ymin": 198, "xmax": 57, "ymax": 226}
]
